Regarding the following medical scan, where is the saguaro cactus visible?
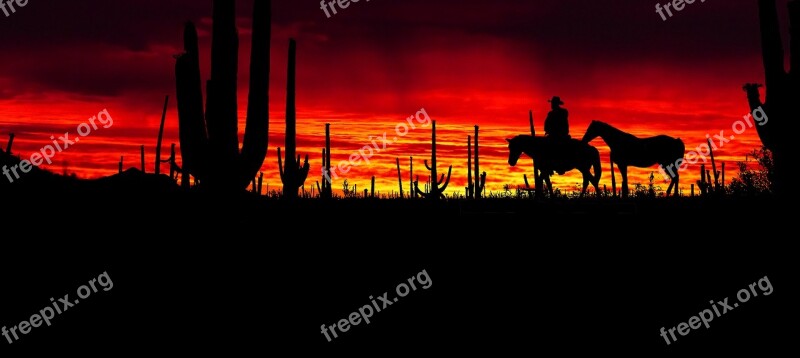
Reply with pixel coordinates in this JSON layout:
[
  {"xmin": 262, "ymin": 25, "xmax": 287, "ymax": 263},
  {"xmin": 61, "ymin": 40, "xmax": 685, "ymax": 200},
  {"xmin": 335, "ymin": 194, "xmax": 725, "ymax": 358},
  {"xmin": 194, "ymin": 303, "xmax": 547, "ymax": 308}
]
[
  {"xmin": 414, "ymin": 121, "xmax": 452, "ymax": 199},
  {"xmin": 5, "ymin": 133, "xmax": 14, "ymax": 155},
  {"xmin": 477, "ymin": 171, "xmax": 486, "ymax": 196},
  {"xmin": 744, "ymin": 0, "xmax": 797, "ymax": 194},
  {"xmin": 467, "ymin": 135, "xmax": 473, "ymax": 198},
  {"xmin": 320, "ymin": 123, "xmax": 332, "ymax": 199},
  {"xmin": 409, "ymin": 156, "xmax": 414, "ymax": 198},
  {"xmin": 396, "ymin": 157, "xmax": 404, "ymax": 198},
  {"xmin": 278, "ymin": 39, "xmax": 310, "ymax": 199},
  {"xmin": 169, "ymin": 144, "xmax": 177, "ymax": 180},
  {"xmin": 708, "ymin": 138, "xmax": 721, "ymax": 191},
  {"xmin": 155, "ymin": 95, "xmax": 169, "ymax": 175},
  {"xmin": 175, "ymin": 0, "xmax": 270, "ymax": 191},
  {"xmin": 472, "ymin": 125, "xmax": 486, "ymax": 198}
]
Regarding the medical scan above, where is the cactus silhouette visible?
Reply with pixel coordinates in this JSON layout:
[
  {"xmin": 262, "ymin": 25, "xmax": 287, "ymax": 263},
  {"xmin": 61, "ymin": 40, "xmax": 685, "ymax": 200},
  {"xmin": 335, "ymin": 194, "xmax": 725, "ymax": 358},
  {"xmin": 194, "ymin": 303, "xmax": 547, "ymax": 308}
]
[
  {"xmin": 319, "ymin": 123, "xmax": 332, "ymax": 199},
  {"xmin": 414, "ymin": 121, "xmax": 452, "ymax": 199},
  {"xmin": 744, "ymin": 0, "xmax": 797, "ymax": 193},
  {"xmin": 409, "ymin": 156, "xmax": 414, "ymax": 198},
  {"xmin": 175, "ymin": 0, "xmax": 270, "ymax": 191},
  {"xmin": 6, "ymin": 133, "xmax": 14, "ymax": 155},
  {"xmin": 396, "ymin": 157, "xmax": 404, "ymax": 198},
  {"xmin": 467, "ymin": 135, "xmax": 473, "ymax": 198},
  {"xmin": 470, "ymin": 125, "xmax": 486, "ymax": 198},
  {"xmin": 277, "ymin": 39, "xmax": 310, "ymax": 199}
]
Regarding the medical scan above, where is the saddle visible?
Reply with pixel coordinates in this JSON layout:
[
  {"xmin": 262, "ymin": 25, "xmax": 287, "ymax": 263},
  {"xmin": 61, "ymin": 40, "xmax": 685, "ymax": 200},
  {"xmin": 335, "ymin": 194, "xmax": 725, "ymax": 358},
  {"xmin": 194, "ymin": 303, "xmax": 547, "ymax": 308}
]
[{"xmin": 544, "ymin": 136, "xmax": 577, "ymax": 175}]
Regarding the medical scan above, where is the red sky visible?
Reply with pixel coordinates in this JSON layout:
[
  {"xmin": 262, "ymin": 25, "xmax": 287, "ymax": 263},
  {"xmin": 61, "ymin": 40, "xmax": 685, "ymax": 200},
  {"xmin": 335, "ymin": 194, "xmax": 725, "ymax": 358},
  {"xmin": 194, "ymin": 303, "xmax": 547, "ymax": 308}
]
[{"xmin": 0, "ymin": 0, "xmax": 788, "ymax": 196}]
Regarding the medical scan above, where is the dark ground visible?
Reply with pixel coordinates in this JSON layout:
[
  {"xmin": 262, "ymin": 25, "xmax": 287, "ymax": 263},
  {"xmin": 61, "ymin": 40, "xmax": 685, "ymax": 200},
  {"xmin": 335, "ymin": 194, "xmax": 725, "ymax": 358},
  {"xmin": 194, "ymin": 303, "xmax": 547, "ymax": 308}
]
[{"xmin": 0, "ymin": 172, "xmax": 796, "ymax": 355}]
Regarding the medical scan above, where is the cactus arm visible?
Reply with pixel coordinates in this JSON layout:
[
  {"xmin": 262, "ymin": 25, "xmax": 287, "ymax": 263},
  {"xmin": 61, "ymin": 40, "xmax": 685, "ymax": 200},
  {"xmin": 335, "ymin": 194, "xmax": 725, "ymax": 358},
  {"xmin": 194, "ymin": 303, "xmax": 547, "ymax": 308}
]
[
  {"xmin": 760, "ymin": 0, "xmax": 786, "ymax": 91},
  {"xmin": 414, "ymin": 180, "xmax": 428, "ymax": 198},
  {"xmin": 437, "ymin": 165, "xmax": 453, "ymax": 193},
  {"xmin": 424, "ymin": 160, "xmax": 433, "ymax": 171},
  {"xmin": 175, "ymin": 22, "xmax": 208, "ymax": 182},
  {"xmin": 298, "ymin": 154, "xmax": 310, "ymax": 185},
  {"xmin": 283, "ymin": 39, "xmax": 298, "ymax": 189},
  {"xmin": 239, "ymin": 0, "xmax": 271, "ymax": 186},
  {"xmin": 790, "ymin": 1, "xmax": 800, "ymax": 75},
  {"xmin": 206, "ymin": 0, "xmax": 240, "ymax": 165},
  {"xmin": 277, "ymin": 147, "xmax": 285, "ymax": 182}
]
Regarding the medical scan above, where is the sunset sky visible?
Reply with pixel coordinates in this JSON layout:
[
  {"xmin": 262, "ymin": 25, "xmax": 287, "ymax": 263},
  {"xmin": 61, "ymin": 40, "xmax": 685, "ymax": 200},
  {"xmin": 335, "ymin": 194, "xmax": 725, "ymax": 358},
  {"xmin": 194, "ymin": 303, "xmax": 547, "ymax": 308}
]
[{"xmin": 0, "ymin": 0, "xmax": 786, "ymax": 196}]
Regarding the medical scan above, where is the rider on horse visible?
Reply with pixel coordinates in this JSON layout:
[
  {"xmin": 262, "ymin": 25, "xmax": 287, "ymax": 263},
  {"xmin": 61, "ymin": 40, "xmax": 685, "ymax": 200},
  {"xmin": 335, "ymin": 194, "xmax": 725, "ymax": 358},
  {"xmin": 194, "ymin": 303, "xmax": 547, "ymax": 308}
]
[
  {"xmin": 545, "ymin": 96, "xmax": 569, "ymax": 140},
  {"xmin": 544, "ymin": 96, "xmax": 572, "ymax": 174}
]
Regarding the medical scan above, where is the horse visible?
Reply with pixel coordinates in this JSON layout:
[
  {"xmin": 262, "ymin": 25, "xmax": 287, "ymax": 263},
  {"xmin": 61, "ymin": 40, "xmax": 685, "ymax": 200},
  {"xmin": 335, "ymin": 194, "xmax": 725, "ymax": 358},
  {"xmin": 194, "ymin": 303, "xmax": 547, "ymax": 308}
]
[
  {"xmin": 507, "ymin": 135, "xmax": 602, "ymax": 197},
  {"xmin": 581, "ymin": 120, "xmax": 685, "ymax": 197}
]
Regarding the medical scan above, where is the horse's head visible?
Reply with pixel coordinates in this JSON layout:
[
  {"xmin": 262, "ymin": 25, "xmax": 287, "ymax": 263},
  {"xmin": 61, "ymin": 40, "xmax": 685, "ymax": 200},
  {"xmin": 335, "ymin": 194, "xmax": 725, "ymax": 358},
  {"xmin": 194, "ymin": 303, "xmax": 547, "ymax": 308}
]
[
  {"xmin": 506, "ymin": 137, "xmax": 523, "ymax": 166},
  {"xmin": 581, "ymin": 120, "xmax": 603, "ymax": 143}
]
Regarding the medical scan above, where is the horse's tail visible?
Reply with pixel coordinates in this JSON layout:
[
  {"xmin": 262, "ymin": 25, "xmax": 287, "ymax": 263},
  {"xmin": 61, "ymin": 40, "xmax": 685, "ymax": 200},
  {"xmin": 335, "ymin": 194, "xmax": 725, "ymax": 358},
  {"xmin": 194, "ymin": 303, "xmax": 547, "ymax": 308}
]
[
  {"xmin": 591, "ymin": 147, "xmax": 602, "ymax": 185},
  {"xmin": 676, "ymin": 138, "xmax": 686, "ymax": 159}
]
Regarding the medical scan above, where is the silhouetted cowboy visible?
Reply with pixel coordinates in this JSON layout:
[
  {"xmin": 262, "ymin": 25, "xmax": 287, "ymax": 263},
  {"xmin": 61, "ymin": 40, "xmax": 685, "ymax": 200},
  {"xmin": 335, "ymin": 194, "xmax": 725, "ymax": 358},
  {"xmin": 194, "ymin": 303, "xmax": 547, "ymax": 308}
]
[
  {"xmin": 544, "ymin": 96, "xmax": 570, "ymax": 139},
  {"xmin": 543, "ymin": 96, "xmax": 572, "ymax": 175}
]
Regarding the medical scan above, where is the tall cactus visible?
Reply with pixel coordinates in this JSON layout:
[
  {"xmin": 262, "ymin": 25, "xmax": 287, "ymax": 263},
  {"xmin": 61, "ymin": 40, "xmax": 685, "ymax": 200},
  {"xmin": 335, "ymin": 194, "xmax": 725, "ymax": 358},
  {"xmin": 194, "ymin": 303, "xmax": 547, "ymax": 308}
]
[
  {"xmin": 175, "ymin": 0, "xmax": 270, "ymax": 191},
  {"xmin": 472, "ymin": 125, "xmax": 486, "ymax": 198},
  {"xmin": 155, "ymin": 95, "xmax": 169, "ymax": 175},
  {"xmin": 5, "ymin": 133, "xmax": 14, "ymax": 155},
  {"xmin": 320, "ymin": 123, "xmax": 332, "ymax": 199},
  {"xmin": 414, "ymin": 121, "xmax": 452, "ymax": 199},
  {"xmin": 409, "ymin": 156, "xmax": 414, "ymax": 198},
  {"xmin": 744, "ymin": 0, "xmax": 796, "ymax": 194},
  {"xmin": 396, "ymin": 157, "xmax": 404, "ymax": 198},
  {"xmin": 278, "ymin": 39, "xmax": 310, "ymax": 198},
  {"xmin": 467, "ymin": 135, "xmax": 473, "ymax": 198}
]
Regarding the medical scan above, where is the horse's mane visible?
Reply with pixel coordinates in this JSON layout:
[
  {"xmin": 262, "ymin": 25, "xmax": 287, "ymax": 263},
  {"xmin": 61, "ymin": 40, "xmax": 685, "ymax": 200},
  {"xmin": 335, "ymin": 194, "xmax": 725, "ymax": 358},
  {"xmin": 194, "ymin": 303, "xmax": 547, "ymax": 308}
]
[
  {"xmin": 593, "ymin": 121, "xmax": 639, "ymax": 140},
  {"xmin": 510, "ymin": 134, "xmax": 535, "ymax": 143}
]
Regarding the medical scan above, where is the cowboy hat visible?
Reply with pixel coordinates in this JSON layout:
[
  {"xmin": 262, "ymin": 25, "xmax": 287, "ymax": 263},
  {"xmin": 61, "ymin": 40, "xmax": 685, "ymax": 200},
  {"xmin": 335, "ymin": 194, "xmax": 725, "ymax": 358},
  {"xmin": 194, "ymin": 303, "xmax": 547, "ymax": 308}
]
[{"xmin": 548, "ymin": 96, "xmax": 564, "ymax": 105}]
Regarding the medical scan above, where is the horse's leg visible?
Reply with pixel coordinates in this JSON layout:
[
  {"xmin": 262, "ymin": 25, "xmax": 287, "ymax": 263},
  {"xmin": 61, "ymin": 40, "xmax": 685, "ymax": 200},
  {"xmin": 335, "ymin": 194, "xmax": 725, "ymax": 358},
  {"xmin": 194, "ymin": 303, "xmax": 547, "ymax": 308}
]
[
  {"xmin": 591, "ymin": 157, "xmax": 601, "ymax": 197},
  {"xmin": 618, "ymin": 164, "xmax": 629, "ymax": 197},
  {"xmin": 666, "ymin": 176, "xmax": 675, "ymax": 196},
  {"xmin": 535, "ymin": 167, "xmax": 546, "ymax": 197},
  {"xmin": 543, "ymin": 169, "xmax": 551, "ymax": 197},
  {"xmin": 581, "ymin": 171, "xmax": 589, "ymax": 198},
  {"xmin": 664, "ymin": 167, "xmax": 679, "ymax": 197},
  {"xmin": 544, "ymin": 173, "xmax": 553, "ymax": 197}
]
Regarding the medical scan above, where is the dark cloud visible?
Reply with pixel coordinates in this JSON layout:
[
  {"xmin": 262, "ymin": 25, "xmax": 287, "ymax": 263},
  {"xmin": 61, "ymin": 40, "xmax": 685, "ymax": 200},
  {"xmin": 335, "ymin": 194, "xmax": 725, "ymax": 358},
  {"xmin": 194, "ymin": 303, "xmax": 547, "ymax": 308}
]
[{"xmin": 0, "ymin": 0, "xmax": 785, "ymax": 99}]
